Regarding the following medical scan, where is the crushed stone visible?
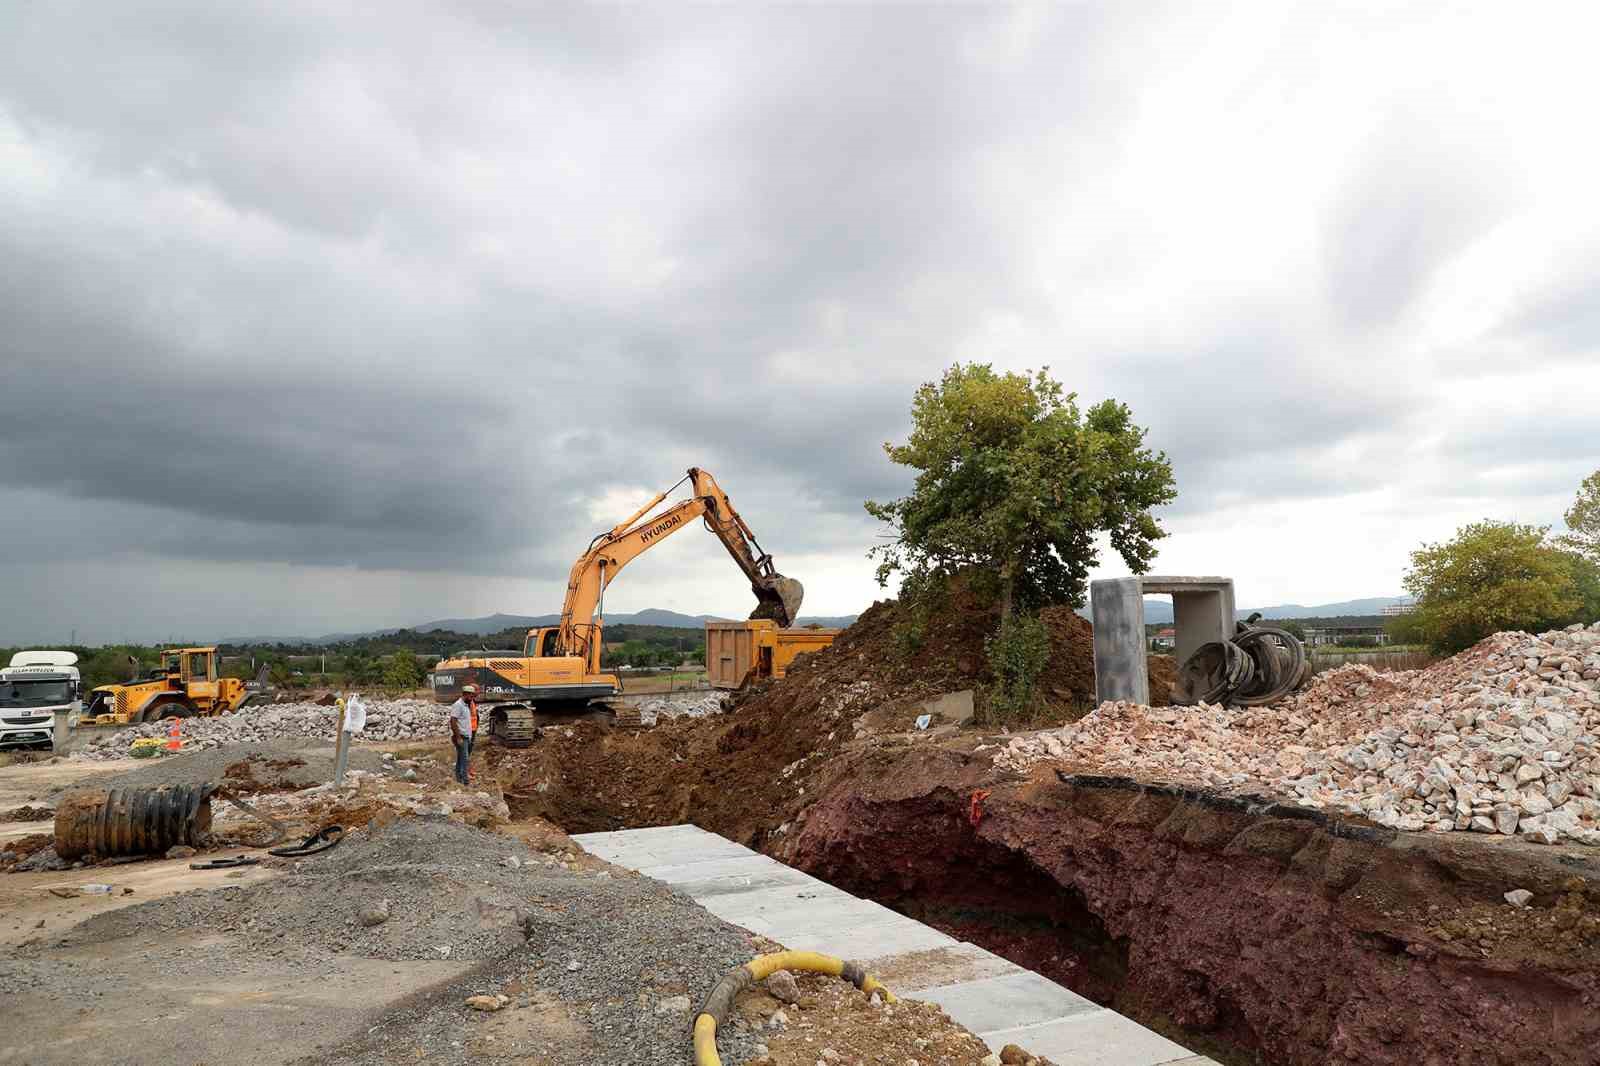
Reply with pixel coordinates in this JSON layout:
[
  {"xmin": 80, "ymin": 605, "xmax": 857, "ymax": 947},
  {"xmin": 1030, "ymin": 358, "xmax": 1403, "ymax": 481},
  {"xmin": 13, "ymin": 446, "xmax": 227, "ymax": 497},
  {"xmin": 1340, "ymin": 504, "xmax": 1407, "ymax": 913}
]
[
  {"xmin": 69, "ymin": 697, "xmax": 447, "ymax": 760},
  {"xmin": 66, "ymin": 741, "xmax": 384, "ymax": 794},
  {"xmin": 998, "ymin": 622, "xmax": 1600, "ymax": 845}
]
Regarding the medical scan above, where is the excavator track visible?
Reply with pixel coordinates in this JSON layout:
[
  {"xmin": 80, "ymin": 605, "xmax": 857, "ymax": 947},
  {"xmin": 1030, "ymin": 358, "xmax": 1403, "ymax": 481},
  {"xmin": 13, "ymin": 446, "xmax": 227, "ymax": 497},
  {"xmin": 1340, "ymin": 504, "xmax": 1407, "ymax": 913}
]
[{"xmin": 491, "ymin": 705, "xmax": 538, "ymax": 748}]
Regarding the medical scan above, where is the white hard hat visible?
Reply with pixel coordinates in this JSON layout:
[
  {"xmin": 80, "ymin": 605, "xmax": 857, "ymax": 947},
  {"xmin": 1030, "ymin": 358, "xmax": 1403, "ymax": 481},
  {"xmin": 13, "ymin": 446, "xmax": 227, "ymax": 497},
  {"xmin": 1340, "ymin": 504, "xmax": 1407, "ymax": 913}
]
[{"xmin": 461, "ymin": 684, "xmax": 479, "ymax": 695}]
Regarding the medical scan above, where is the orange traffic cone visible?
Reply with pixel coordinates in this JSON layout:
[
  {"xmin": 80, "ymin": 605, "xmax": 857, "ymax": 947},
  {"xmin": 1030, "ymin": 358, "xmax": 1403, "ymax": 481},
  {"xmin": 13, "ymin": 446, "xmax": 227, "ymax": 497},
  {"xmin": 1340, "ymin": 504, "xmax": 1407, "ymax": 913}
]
[{"xmin": 165, "ymin": 718, "xmax": 182, "ymax": 752}]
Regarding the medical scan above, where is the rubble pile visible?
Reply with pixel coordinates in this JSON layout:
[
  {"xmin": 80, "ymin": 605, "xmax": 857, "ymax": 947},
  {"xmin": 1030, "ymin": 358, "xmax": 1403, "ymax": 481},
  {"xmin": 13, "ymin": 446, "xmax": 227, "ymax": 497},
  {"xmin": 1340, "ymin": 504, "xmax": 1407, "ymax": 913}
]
[
  {"xmin": 630, "ymin": 691, "xmax": 729, "ymax": 726},
  {"xmin": 70, "ymin": 697, "xmax": 444, "ymax": 760},
  {"xmin": 998, "ymin": 622, "xmax": 1600, "ymax": 845}
]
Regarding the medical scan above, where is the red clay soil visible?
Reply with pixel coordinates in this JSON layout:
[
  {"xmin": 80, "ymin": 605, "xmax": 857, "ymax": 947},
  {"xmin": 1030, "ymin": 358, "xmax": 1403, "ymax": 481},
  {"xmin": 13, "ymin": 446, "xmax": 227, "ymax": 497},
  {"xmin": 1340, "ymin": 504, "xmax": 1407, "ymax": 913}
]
[
  {"xmin": 483, "ymin": 589, "xmax": 1166, "ymax": 846},
  {"xmin": 776, "ymin": 745, "xmax": 1600, "ymax": 1066}
]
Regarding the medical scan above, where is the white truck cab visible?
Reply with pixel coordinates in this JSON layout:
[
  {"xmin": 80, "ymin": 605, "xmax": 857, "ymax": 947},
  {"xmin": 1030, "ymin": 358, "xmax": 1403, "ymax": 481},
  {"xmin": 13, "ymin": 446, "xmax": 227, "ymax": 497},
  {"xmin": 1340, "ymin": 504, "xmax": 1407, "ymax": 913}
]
[{"xmin": 0, "ymin": 651, "xmax": 81, "ymax": 750}]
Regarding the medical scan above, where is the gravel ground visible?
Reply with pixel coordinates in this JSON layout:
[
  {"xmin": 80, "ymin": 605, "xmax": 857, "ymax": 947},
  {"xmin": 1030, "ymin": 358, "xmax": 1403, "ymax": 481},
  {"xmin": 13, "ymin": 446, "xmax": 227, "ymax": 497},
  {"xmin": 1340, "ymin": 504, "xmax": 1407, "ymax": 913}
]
[
  {"xmin": 17, "ymin": 816, "xmax": 764, "ymax": 1065},
  {"xmin": 303, "ymin": 821, "xmax": 768, "ymax": 1065},
  {"xmin": 59, "ymin": 740, "xmax": 384, "ymax": 795}
]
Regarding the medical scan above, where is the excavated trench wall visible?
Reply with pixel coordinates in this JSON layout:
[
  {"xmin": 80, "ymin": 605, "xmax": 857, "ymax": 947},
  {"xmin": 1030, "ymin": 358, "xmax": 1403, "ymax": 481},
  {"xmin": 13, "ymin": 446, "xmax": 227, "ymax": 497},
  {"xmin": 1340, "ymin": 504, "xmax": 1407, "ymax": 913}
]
[{"xmin": 772, "ymin": 747, "xmax": 1600, "ymax": 1066}]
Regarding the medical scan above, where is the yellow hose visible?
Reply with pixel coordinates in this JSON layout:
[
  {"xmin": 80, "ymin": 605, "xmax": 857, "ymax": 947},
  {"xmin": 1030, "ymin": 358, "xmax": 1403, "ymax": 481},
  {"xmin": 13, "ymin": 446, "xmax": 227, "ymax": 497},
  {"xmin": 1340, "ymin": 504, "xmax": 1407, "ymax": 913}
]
[{"xmin": 693, "ymin": 950, "xmax": 896, "ymax": 1066}]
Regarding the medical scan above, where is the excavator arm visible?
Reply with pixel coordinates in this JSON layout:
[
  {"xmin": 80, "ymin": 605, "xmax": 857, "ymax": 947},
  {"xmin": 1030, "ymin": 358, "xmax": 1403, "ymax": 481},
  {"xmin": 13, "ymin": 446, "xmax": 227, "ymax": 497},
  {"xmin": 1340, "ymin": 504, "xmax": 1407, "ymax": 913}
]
[{"xmin": 556, "ymin": 468, "xmax": 804, "ymax": 672}]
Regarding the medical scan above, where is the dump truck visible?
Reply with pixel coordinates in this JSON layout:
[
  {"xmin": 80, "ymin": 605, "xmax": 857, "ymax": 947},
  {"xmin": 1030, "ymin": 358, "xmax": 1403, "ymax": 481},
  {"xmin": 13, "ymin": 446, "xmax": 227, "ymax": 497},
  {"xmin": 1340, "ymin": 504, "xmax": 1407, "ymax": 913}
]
[
  {"xmin": 430, "ymin": 467, "xmax": 803, "ymax": 745},
  {"xmin": 0, "ymin": 651, "xmax": 81, "ymax": 749},
  {"xmin": 81, "ymin": 646, "xmax": 254, "ymax": 724},
  {"xmin": 704, "ymin": 620, "xmax": 839, "ymax": 689}
]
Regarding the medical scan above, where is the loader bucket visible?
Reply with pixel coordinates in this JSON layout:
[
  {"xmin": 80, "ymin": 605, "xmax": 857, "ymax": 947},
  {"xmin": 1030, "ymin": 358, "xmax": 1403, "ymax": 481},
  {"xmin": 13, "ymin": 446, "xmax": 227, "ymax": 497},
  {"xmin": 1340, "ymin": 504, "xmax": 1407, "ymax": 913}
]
[{"xmin": 750, "ymin": 575, "xmax": 804, "ymax": 628}]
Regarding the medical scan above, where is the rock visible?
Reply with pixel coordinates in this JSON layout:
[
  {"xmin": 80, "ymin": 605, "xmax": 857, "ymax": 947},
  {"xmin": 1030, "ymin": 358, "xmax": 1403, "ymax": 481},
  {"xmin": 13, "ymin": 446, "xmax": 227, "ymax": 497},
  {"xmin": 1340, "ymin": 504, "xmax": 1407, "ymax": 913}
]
[
  {"xmin": 1000, "ymin": 1046, "xmax": 1030, "ymax": 1065},
  {"xmin": 465, "ymin": 994, "xmax": 508, "ymax": 1011},
  {"xmin": 765, "ymin": 968, "xmax": 801, "ymax": 1004},
  {"xmin": 516, "ymin": 995, "xmax": 530, "ymax": 1009},
  {"xmin": 821, "ymin": 1050, "xmax": 841, "ymax": 1063},
  {"xmin": 358, "ymin": 900, "xmax": 390, "ymax": 927},
  {"xmin": 502, "ymin": 855, "xmax": 521, "ymax": 869},
  {"xmin": 1524, "ymin": 826, "xmax": 1561, "ymax": 844},
  {"xmin": 655, "ymin": 994, "xmax": 691, "ymax": 1015},
  {"xmin": 981, "ymin": 1055, "xmax": 1002, "ymax": 1066},
  {"xmin": 164, "ymin": 845, "xmax": 197, "ymax": 860},
  {"xmin": 1494, "ymin": 808, "xmax": 1519, "ymax": 835},
  {"xmin": 1504, "ymin": 889, "xmax": 1534, "ymax": 908},
  {"xmin": 565, "ymin": 959, "xmax": 581, "ymax": 972},
  {"xmin": 768, "ymin": 1010, "xmax": 788, "ymax": 1030}
]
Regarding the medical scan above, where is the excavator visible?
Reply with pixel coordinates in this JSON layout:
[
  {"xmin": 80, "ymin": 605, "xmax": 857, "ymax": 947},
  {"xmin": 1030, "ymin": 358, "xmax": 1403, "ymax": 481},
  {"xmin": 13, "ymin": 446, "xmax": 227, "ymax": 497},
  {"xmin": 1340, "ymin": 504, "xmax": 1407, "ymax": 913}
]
[{"xmin": 428, "ymin": 468, "xmax": 803, "ymax": 745}]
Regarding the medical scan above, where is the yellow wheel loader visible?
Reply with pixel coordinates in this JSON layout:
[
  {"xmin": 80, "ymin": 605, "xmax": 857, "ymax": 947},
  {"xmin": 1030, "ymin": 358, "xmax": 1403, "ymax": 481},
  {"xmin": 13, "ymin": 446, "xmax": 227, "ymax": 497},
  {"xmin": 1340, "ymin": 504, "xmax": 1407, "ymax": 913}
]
[
  {"xmin": 81, "ymin": 647, "xmax": 254, "ymax": 724},
  {"xmin": 429, "ymin": 468, "xmax": 803, "ymax": 746}
]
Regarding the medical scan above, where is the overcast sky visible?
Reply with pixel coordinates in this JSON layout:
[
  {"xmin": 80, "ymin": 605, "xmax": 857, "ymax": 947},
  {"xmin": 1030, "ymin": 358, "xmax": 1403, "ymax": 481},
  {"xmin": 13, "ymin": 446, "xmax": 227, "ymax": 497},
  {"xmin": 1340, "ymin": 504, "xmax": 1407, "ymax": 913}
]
[{"xmin": 3, "ymin": 3, "xmax": 1598, "ymax": 645}]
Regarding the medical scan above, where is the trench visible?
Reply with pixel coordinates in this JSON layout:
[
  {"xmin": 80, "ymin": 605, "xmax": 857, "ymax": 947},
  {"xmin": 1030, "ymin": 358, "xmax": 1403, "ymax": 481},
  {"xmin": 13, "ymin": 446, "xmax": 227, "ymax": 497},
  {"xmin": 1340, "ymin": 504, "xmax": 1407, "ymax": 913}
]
[{"xmin": 493, "ymin": 738, "xmax": 1600, "ymax": 1066}]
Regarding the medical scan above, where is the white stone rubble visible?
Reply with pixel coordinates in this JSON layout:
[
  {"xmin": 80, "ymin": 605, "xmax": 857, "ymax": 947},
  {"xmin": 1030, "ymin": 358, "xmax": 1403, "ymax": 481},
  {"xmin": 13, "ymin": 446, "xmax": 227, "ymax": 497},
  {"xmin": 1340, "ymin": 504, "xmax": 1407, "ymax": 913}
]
[
  {"xmin": 68, "ymin": 697, "xmax": 445, "ymax": 760},
  {"xmin": 630, "ymin": 691, "xmax": 729, "ymax": 726},
  {"xmin": 997, "ymin": 622, "xmax": 1600, "ymax": 846}
]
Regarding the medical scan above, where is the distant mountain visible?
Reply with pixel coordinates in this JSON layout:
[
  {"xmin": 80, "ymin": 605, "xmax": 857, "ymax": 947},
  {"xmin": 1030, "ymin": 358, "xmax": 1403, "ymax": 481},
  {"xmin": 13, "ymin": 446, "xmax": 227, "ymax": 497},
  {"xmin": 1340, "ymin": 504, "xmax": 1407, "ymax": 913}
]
[
  {"xmin": 225, "ymin": 607, "xmax": 861, "ymax": 645},
  {"xmin": 409, "ymin": 608, "xmax": 861, "ymax": 633},
  {"xmin": 1139, "ymin": 596, "xmax": 1408, "ymax": 625}
]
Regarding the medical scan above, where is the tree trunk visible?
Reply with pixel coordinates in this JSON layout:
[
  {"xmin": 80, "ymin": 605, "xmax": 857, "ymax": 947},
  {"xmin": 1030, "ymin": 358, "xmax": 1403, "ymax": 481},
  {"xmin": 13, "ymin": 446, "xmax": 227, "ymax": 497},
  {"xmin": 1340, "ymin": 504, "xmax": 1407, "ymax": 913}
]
[{"xmin": 1000, "ymin": 563, "xmax": 1015, "ymax": 622}]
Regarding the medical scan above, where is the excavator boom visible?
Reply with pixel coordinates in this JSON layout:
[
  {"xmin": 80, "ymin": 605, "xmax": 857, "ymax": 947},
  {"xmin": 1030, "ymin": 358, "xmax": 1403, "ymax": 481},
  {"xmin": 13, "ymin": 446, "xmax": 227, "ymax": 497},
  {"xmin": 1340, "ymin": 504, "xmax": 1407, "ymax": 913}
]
[
  {"xmin": 428, "ymin": 467, "xmax": 803, "ymax": 744},
  {"xmin": 556, "ymin": 468, "xmax": 803, "ymax": 670}
]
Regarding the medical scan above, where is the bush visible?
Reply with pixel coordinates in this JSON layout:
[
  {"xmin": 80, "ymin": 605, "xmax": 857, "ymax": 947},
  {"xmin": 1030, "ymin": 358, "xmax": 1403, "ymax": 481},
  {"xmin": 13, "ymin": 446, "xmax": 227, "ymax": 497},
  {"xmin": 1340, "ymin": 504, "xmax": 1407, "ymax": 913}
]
[
  {"xmin": 982, "ymin": 612, "xmax": 1051, "ymax": 725},
  {"xmin": 381, "ymin": 651, "xmax": 424, "ymax": 690},
  {"xmin": 1403, "ymin": 520, "xmax": 1594, "ymax": 654}
]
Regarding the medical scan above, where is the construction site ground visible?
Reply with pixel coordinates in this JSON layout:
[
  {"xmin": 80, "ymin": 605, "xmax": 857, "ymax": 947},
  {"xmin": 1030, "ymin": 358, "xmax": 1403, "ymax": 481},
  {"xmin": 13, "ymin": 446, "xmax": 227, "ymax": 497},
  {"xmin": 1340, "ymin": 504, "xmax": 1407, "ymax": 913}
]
[{"xmin": 5, "ymin": 590, "xmax": 1600, "ymax": 1065}]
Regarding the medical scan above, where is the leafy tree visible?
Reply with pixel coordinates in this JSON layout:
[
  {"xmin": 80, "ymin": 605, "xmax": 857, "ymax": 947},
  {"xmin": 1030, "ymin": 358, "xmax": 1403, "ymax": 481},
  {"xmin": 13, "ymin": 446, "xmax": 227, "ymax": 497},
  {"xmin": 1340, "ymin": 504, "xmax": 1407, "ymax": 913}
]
[
  {"xmin": 867, "ymin": 364, "xmax": 1175, "ymax": 714},
  {"xmin": 1265, "ymin": 619, "xmax": 1307, "ymax": 641},
  {"xmin": 866, "ymin": 364, "xmax": 1176, "ymax": 617},
  {"xmin": 1402, "ymin": 520, "xmax": 1593, "ymax": 654},
  {"xmin": 381, "ymin": 651, "xmax": 423, "ymax": 689},
  {"xmin": 1562, "ymin": 469, "xmax": 1600, "ymax": 560}
]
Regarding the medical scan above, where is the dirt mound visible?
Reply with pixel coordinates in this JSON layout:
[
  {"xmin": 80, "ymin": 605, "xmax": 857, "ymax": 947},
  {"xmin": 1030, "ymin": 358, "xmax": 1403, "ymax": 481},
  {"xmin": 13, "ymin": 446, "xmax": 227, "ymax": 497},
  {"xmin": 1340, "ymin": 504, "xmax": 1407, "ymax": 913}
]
[
  {"xmin": 0, "ymin": 833, "xmax": 52, "ymax": 867},
  {"xmin": 222, "ymin": 754, "xmax": 309, "ymax": 794},
  {"xmin": 487, "ymin": 586, "xmax": 1162, "ymax": 846}
]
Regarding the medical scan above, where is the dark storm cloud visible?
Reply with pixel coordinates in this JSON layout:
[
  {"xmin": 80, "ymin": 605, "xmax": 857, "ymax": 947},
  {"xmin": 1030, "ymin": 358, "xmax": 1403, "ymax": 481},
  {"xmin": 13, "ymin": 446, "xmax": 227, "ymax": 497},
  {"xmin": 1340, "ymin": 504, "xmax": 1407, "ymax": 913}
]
[{"xmin": 0, "ymin": 1, "xmax": 1596, "ymax": 638}]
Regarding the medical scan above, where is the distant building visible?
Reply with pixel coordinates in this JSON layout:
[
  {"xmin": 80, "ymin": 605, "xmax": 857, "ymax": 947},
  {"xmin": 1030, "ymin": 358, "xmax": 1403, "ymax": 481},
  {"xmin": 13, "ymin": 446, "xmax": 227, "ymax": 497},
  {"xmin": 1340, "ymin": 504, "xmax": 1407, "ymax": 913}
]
[
  {"xmin": 1304, "ymin": 625, "xmax": 1391, "ymax": 647},
  {"xmin": 1379, "ymin": 601, "xmax": 1416, "ymax": 617},
  {"xmin": 1151, "ymin": 627, "xmax": 1175, "ymax": 651}
]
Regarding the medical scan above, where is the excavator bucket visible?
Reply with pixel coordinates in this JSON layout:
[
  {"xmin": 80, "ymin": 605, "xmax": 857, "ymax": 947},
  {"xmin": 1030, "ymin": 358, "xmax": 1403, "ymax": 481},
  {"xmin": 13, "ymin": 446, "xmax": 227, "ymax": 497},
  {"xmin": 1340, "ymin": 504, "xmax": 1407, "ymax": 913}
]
[{"xmin": 750, "ymin": 575, "xmax": 804, "ymax": 628}]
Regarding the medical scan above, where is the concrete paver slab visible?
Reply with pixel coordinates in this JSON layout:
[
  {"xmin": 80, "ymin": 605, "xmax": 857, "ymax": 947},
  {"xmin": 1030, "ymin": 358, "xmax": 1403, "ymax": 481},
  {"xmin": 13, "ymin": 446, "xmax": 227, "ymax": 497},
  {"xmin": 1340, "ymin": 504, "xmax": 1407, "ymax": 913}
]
[
  {"xmin": 917, "ymin": 970, "xmax": 1099, "ymax": 1033},
  {"xmin": 981, "ymin": 1011, "xmax": 1195, "ymax": 1066},
  {"xmin": 577, "ymin": 824, "xmax": 1200, "ymax": 1066}
]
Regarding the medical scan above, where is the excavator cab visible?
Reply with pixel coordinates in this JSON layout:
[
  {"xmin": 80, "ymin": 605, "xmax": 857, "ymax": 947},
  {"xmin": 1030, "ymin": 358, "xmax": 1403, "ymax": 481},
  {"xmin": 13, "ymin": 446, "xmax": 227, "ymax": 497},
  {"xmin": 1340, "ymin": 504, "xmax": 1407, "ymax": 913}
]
[{"xmin": 524, "ymin": 628, "xmax": 562, "ymax": 657}]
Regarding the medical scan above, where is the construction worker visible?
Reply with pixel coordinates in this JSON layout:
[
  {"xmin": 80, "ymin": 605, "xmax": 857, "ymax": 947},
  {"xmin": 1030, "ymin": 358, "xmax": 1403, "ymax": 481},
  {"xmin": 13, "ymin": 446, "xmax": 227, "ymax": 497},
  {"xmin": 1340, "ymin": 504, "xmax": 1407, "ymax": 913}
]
[{"xmin": 449, "ymin": 684, "xmax": 479, "ymax": 786}]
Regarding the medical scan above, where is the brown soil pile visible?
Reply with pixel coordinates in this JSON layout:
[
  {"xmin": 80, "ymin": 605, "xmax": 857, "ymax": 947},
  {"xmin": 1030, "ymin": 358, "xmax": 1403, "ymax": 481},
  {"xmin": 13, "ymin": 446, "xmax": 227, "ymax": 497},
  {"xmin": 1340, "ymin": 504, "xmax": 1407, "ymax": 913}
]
[
  {"xmin": 744, "ymin": 972, "xmax": 1057, "ymax": 1066},
  {"xmin": 2, "ymin": 805, "xmax": 55, "ymax": 822},
  {"xmin": 486, "ymin": 586, "xmax": 1163, "ymax": 846},
  {"xmin": 222, "ymin": 754, "xmax": 310, "ymax": 794},
  {"xmin": 0, "ymin": 832, "xmax": 53, "ymax": 867}
]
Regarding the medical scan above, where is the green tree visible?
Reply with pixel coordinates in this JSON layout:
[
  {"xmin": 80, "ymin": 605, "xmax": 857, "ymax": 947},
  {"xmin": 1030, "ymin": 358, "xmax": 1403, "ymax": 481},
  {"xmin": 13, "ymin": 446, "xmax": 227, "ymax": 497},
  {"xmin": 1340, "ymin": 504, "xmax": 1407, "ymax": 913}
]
[
  {"xmin": 866, "ymin": 364, "xmax": 1176, "ymax": 616},
  {"xmin": 381, "ymin": 651, "xmax": 423, "ymax": 689},
  {"xmin": 1402, "ymin": 520, "xmax": 1592, "ymax": 654},
  {"xmin": 1562, "ymin": 469, "xmax": 1600, "ymax": 560},
  {"xmin": 867, "ymin": 363, "xmax": 1175, "ymax": 716}
]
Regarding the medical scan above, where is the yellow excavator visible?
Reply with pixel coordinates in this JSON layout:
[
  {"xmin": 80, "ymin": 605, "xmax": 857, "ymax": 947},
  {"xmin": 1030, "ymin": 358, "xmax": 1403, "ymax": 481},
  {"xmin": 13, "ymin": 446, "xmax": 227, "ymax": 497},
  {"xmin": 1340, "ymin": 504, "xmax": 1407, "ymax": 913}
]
[{"xmin": 429, "ymin": 468, "xmax": 803, "ymax": 745}]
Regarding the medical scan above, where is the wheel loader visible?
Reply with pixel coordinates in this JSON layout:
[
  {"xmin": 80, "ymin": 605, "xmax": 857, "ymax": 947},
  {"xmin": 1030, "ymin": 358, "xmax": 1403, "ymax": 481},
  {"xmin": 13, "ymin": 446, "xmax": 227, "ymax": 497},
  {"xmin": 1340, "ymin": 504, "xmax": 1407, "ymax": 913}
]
[
  {"xmin": 81, "ymin": 647, "xmax": 254, "ymax": 724},
  {"xmin": 429, "ymin": 467, "xmax": 804, "ymax": 745}
]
